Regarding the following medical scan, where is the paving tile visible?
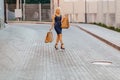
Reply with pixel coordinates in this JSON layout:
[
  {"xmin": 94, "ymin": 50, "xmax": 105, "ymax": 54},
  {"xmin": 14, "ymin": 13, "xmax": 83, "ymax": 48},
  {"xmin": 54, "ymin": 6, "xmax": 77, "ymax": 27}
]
[
  {"xmin": 77, "ymin": 24, "xmax": 120, "ymax": 47},
  {"xmin": 0, "ymin": 23, "xmax": 120, "ymax": 80}
]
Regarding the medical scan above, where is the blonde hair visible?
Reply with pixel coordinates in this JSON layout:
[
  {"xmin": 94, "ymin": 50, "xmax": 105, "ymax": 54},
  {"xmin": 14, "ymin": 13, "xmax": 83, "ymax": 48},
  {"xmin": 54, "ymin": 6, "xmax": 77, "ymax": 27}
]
[
  {"xmin": 56, "ymin": 7, "xmax": 61, "ymax": 11},
  {"xmin": 55, "ymin": 7, "xmax": 61, "ymax": 15}
]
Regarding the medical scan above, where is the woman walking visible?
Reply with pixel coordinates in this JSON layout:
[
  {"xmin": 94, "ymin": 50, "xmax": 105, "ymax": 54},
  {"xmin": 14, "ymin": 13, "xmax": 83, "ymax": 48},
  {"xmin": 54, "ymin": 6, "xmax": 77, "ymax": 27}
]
[{"xmin": 50, "ymin": 7, "xmax": 65, "ymax": 50}]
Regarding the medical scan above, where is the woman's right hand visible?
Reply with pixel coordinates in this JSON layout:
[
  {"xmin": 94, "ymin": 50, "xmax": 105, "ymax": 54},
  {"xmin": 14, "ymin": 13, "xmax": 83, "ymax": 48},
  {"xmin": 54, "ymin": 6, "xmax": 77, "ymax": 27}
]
[
  {"xmin": 49, "ymin": 28, "xmax": 52, "ymax": 31},
  {"xmin": 49, "ymin": 26, "xmax": 53, "ymax": 31}
]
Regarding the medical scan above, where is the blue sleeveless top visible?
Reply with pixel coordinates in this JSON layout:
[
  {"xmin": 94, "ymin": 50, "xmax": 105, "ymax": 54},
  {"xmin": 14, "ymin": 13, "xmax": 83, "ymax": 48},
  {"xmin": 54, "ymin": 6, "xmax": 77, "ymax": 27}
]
[{"xmin": 54, "ymin": 15, "xmax": 62, "ymax": 34}]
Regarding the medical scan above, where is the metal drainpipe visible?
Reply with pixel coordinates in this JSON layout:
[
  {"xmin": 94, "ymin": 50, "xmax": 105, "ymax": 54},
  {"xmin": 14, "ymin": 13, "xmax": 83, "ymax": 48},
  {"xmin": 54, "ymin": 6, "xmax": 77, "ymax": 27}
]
[
  {"xmin": 58, "ymin": 0, "xmax": 59, "ymax": 7},
  {"xmin": 85, "ymin": 0, "xmax": 87, "ymax": 23},
  {"xmin": 23, "ymin": 0, "xmax": 26, "ymax": 21}
]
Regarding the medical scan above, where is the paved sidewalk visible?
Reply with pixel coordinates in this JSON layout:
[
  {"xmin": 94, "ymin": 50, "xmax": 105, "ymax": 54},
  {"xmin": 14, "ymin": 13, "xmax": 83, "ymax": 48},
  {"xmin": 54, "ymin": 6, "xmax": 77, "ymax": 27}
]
[
  {"xmin": 0, "ymin": 23, "xmax": 120, "ymax": 80},
  {"xmin": 77, "ymin": 24, "xmax": 120, "ymax": 50}
]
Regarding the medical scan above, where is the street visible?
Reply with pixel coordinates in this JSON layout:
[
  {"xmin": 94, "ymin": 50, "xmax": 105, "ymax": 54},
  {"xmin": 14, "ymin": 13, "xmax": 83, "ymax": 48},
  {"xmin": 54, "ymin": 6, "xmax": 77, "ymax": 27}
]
[{"xmin": 0, "ymin": 23, "xmax": 120, "ymax": 80}]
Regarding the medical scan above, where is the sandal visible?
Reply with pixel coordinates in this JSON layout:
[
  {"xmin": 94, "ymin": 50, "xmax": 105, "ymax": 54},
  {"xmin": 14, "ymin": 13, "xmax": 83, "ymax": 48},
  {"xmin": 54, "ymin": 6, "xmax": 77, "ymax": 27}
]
[
  {"xmin": 61, "ymin": 43, "xmax": 65, "ymax": 50},
  {"xmin": 55, "ymin": 43, "xmax": 58, "ymax": 50}
]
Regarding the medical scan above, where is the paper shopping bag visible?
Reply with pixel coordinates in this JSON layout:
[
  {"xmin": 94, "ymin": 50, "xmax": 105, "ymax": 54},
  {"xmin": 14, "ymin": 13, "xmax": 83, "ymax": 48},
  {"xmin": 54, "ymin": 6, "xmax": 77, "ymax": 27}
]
[{"xmin": 45, "ymin": 31, "xmax": 53, "ymax": 43}]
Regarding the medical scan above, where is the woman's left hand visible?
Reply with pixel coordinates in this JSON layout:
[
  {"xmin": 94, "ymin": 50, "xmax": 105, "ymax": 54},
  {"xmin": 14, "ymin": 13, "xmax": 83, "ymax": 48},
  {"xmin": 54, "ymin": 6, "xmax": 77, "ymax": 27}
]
[{"xmin": 49, "ymin": 28, "xmax": 52, "ymax": 31}]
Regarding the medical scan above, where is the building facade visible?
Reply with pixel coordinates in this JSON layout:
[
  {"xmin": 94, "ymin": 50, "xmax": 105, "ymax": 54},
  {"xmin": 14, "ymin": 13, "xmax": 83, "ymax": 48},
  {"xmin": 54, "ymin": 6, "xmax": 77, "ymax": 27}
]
[
  {"xmin": 53, "ymin": 0, "xmax": 120, "ymax": 28},
  {"xmin": 6, "ymin": 0, "xmax": 51, "ymax": 21},
  {"xmin": 53, "ymin": 0, "xmax": 85, "ymax": 23}
]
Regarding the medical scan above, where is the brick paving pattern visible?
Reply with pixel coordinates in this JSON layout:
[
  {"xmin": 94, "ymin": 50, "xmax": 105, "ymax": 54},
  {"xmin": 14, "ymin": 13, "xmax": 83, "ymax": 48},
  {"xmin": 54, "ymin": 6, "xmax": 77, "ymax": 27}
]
[{"xmin": 0, "ymin": 24, "xmax": 120, "ymax": 80}]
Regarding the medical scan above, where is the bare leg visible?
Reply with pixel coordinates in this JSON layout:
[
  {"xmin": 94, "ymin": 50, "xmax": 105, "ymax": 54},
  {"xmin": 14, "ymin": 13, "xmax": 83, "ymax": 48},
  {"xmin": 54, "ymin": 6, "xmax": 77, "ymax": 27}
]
[
  {"xmin": 56, "ymin": 34, "xmax": 59, "ymax": 44},
  {"xmin": 59, "ymin": 34, "xmax": 63, "ymax": 44},
  {"xmin": 55, "ymin": 34, "xmax": 59, "ymax": 50},
  {"xmin": 59, "ymin": 34, "xmax": 65, "ymax": 49}
]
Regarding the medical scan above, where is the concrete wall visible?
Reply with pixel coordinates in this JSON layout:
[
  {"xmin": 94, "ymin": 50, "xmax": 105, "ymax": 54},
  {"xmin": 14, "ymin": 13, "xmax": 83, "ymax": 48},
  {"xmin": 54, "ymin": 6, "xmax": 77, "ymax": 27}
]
[
  {"xmin": 116, "ymin": 0, "xmax": 120, "ymax": 28},
  {"xmin": 53, "ymin": 0, "xmax": 85, "ymax": 22},
  {"xmin": 54, "ymin": 0, "xmax": 120, "ymax": 28},
  {"xmin": 0, "ymin": 0, "xmax": 4, "ymax": 29},
  {"xmin": 95, "ymin": 0, "xmax": 116, "ymax": 26}
]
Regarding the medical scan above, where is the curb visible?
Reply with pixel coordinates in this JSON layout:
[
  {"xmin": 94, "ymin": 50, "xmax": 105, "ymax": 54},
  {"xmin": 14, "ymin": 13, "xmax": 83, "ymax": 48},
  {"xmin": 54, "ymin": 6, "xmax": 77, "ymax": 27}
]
[
  {"xmin": 7, "ymin": 21, "xmax": 51, "ymax": 24},
  {"xmin": 74, "ymin": 25, "xmax": 120, "ymax": 51}
]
